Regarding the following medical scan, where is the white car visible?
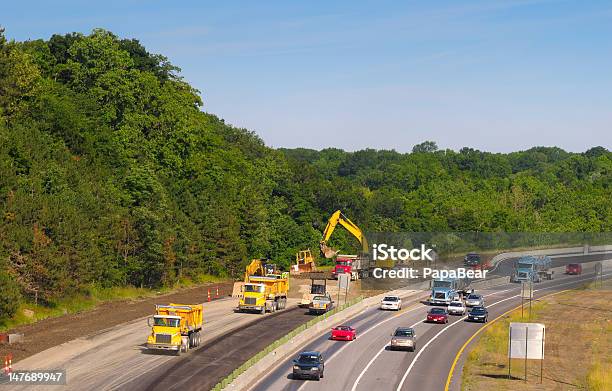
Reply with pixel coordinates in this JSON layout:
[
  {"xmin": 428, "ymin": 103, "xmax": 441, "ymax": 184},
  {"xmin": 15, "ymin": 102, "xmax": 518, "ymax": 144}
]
[
  {"xmin": 447, "ymin": 300, "xmax": 466, "ymax": 315},
  {"xmin": 380, "ymin": 295, "xmax": 402, "ymax": 311}
]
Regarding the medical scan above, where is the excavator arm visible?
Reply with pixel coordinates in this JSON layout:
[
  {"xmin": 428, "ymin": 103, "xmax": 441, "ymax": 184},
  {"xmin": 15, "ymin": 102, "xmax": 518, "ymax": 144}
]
[{"xmin": 320, "ymin": 210, "xmax": 368, "ymax": 258}]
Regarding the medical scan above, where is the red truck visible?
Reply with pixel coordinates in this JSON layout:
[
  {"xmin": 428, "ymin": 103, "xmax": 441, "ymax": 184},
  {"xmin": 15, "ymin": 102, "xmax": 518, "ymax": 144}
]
[{"xmin": 332, "ymin": 255, "xmax": 369, "ymax": 280}]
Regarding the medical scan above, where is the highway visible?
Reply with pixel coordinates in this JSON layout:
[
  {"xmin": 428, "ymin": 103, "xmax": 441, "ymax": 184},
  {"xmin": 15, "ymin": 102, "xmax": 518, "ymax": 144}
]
[
  {"xmin": 9, "ymin": 250, "xmax": 609, "ymax": 390},
  {"xmin": 251, "ymin": 254, "xmax": 609, "ymax": 391}
]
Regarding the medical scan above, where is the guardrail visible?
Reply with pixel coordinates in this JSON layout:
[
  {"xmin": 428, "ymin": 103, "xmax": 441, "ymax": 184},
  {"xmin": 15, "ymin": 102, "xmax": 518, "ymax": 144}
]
[{"xmin": 211, "ymin": 296, "xmax": 364, "ymax": 391}]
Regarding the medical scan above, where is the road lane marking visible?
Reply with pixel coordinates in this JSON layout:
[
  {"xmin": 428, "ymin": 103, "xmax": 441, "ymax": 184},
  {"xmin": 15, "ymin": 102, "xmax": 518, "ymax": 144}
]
[
  {"xmin": 295, "ymin": 299, "xmax": 428, "ymax": 391},
  {"xmin": 348, "ymin": 286, "xmax": 517, "ymax": 391},
  {"xmin": 395, "ymin": 273, "xmax": 610, "ymax": 391},
  {"xmin": 350, "ymin": 319, "xmax": 421, "ymax": 391}
]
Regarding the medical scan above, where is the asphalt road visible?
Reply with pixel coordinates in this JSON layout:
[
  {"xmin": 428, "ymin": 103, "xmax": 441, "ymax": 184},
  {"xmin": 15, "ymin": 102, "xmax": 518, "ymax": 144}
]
[
  {"xmin": 11, "ymin": 297, "xmax": 301, "ymax": 391},
  {"xmin": 251, "ymin": 255, "xmax": 610, "ymax": 391}
]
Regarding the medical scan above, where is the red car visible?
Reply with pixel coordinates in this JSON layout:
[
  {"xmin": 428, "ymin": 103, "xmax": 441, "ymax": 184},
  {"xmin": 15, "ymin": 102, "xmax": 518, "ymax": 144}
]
[
  {"xmin": 331, "ymin": 325, "xmax": 356, "ymax": 341},
  {"xmin": 566, "ymin": 263, "xmax": 582, "ymax": 275},
  {"xmin": 426, "ymin": 308, "xmax": 449, "ymax": 324}
]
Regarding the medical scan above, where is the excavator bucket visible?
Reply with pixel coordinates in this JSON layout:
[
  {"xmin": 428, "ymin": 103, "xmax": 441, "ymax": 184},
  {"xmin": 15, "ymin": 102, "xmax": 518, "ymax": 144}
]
[{"xmin": 320, "ymin": 242, "xmax": 339, "ymax": 259}]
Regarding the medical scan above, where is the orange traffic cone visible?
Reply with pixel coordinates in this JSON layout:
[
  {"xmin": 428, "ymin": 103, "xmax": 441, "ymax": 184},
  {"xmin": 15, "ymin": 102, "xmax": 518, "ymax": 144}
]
[
  {"xmin": 216, "ymin": 287, "xmax": 219, "ymax": 298},
  {"xmin": 7, "ymin": 354, "xmax": 11, "ymax": 374},
  {"xmin": 207, "ymin": 289, "xmax": 211, "ymax": 302}
]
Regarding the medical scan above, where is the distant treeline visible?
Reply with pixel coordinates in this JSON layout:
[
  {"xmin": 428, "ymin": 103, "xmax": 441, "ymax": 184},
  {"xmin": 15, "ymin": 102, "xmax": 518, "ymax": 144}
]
[{"xmin": 0, "ymin": 28, "xmax": 610, "ymax": 316}]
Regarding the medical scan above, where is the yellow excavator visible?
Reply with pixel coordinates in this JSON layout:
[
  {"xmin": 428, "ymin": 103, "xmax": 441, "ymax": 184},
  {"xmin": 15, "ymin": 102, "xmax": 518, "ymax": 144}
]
[
  {"xmin": 320, "ymin": 210, "xmax": 373, "ymax": 280},
  {"xmin": 320, "ymin": 210, "xmax": 368, "ymax": 258}
]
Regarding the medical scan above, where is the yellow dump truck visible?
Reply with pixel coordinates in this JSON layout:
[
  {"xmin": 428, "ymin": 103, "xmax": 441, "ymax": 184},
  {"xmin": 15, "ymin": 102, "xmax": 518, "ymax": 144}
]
[
  {"xmin": 146, "ymin": 303, "xmax": 203, "ymax": 355},
  {"xmin": 237, "ymin": 260, "xmax": 289, "ymax": 314}
]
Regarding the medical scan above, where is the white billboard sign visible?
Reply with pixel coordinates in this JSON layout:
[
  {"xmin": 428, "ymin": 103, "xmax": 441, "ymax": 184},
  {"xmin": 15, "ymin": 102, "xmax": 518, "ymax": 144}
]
[
  {"xmin": 509, "ymin": 322, "xmax": 545, "ymax": 360},
  {"xmin": 338, "ymin": 273, "xmax": 350, "ymax": 290}
]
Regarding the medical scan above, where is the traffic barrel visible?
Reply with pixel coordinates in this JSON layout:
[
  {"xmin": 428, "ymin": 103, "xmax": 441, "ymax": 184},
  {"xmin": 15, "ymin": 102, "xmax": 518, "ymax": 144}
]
[
  {"xmin": 7, "ymin": 353, "xmax": 11, "ymax": 374},
  {"xmin": 207, "ymin": 289, "xmax": 211, "ymax": 302},
  {"xmin": 216, "ymin": 287, "xmax": 219, "ymax": 298}
]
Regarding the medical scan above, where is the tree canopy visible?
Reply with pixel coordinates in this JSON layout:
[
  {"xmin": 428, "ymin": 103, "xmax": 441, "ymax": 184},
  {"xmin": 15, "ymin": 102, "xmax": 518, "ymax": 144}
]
[{"xmin": 0, "ymin": 28, "xmax": 610, "ymax": 316}]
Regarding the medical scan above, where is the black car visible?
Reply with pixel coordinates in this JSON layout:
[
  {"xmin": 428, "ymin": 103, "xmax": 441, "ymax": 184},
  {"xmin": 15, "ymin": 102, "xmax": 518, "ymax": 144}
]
[
  {"xmin": 464, "ymin": 253, "xmax": 482, "ymax": 267},
  {"xmin": 467, "ymin": 306, "xmax": 488, "ymax": 323},
  {"xmin": 292, "ymin": 351, "xmax": 325, "ymax": 380}
]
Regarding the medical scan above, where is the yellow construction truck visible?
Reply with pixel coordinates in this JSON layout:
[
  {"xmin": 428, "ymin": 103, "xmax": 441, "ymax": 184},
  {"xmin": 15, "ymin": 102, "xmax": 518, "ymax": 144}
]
[
  {"xmin": 237, "ymin": 259, "xmax": 289, "ymax": 314},
  {"xmin": 146, "ymin": 303, "xmax": 203, "ymax": 355}
]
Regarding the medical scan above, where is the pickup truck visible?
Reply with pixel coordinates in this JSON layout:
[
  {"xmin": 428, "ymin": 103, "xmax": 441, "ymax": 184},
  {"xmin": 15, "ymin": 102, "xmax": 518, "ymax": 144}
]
[{"xmin": 309, "ymin": 294, "xmax": 334, "ymax": 315}]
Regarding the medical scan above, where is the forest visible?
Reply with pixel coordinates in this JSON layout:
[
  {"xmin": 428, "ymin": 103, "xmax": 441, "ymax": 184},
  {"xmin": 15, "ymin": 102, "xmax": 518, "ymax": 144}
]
[{"xmin": 0, "ymin": 28, "xmax": 610, "ymax": 318}]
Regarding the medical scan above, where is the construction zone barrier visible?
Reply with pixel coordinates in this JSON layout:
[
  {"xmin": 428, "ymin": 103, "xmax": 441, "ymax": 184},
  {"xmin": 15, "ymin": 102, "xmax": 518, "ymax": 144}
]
[{"xmin": 3, "ymin": 353, "xmax": 12, "ymax": 375}]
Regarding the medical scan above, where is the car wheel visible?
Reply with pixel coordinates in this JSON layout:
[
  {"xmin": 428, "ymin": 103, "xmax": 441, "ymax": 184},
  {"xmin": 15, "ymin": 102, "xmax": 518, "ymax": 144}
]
[
  {"xmin": 315, "ymin": 373, "xmax": 321, "ymax": 381},
  {"xmin": 321, "ymin": 370, "xmax": 324, "ymax": 378}
]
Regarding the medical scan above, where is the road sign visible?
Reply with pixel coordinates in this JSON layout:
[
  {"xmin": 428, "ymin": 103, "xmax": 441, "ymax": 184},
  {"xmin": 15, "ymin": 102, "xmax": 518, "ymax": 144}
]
[
  {"xmin": 508, "ymin": 322, "xmax": 546, "ymax": 383},
  {"xmin": 521, "ymin": 282, "xmax": 533, "ymax": 299},
  {"xmin": 338, "ymin": 274, "xmax": 350, "ymax": 290},
  {"xmin": 509, "ymin": 323, "xmax": 545, "ymax": 359}
]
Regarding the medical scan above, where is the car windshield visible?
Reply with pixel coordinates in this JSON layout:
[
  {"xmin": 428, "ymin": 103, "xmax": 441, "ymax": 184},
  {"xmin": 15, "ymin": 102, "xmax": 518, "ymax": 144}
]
[
  {"xmin": 467, "ymin": 294, "xmax": 480, "ymax": 300},
  {"xmin": 154, "ymin": 317, "xmax": 180, "ymax": 327},
  {"xmin": 394, "ymin": 329, "xmax": 414, "ymax": 337},
  {"xmin": 337, "ymin": 261, "xmax": 349, "ymax": 266},
  {"xmin": 335, "ymin": 326, "xmax": 351, "ymax": 331},
  {"xmin": 430, "ymin": 308, "xmax": 446, "ymax": 314},
  {"xmin": 450, "ymin": 302, "xmax": 463, "ymax": 306},
  {"xmin": 433, "ymin": 280, "xmax": 452, "ymax": 288},
  {"xmin": 244, "ymin": 284, "xmax": 265, "ymax": 293},
  {"xmin": 383, "ymin": 297, "xmax": 399, "ymax": 301},
  {"xmin": 298, "ymin": 354, "xmax": 319, "ymax": 363},
  {"xmin": 313, "ymin": 296, "xmax": 329, "ymax": 301},
  {"xmin": 568, "ymin": 264, "xmax": 579, "ymax": 268},
  {"xmin": 471, "ymin": 307, "xmax": 486, "ymax": 313}
]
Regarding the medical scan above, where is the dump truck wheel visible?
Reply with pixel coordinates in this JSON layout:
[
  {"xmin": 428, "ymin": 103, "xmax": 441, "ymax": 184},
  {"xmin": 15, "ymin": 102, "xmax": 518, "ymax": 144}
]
[{"xmin": 260, "ymin": 307, "xmax": 265, "ymax": 315}]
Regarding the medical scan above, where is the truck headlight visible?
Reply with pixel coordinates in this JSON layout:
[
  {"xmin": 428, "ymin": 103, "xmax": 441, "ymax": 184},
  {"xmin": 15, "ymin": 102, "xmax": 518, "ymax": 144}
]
[{"xmin": 293, "ymin": 365, "xmax": 299, "ymax": 370}]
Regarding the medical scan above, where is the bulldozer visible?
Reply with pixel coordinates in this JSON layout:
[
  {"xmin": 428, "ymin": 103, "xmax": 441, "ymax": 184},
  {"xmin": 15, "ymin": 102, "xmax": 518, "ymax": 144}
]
[{"xmin": 290, "ymin": 249, "xmax": 317, "ymax": 275}]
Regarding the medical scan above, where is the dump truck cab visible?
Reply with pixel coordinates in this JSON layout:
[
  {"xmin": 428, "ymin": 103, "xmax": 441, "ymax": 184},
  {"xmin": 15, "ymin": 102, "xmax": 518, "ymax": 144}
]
[
  {"xmin": 146, "ymin": 304, "xmax": 203, "ymax": 355},
  {"xmin": 238, "ymin": 273, "xmax": 289, "ymax": 314}
]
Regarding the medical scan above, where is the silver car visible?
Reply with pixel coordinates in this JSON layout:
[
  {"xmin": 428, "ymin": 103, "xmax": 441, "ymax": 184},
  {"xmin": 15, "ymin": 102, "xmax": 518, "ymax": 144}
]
[
  {"xmin": 390, "ymin": 327, "xmax": 416, "ymax": 351},
  {"xmin": 465, "ymin": 293, "xmax": 484, "ymax": 307}
]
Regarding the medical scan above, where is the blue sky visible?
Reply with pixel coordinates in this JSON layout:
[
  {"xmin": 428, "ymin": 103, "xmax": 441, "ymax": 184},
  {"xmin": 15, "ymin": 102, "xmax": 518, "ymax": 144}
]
[{"xmin": 3, "ymin": 0, "xmax": 611, "ymax": 152}]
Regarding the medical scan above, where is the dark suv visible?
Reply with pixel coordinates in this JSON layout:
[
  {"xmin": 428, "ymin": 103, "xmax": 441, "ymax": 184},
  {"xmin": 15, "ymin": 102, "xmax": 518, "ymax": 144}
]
[
  {"xmin": 464, "ymin": 253, "xmax": 482, "ymax": 267},
  {"xmin": 292, "ymin": 351, "xmax": 325, "ymax": 380}
]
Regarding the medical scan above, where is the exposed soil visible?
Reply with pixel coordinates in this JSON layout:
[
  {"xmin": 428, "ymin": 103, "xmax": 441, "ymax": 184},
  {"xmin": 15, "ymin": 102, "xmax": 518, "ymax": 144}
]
[{"xmin": 0, "ymin": 281, "xmax": 234, "ymax": 363}]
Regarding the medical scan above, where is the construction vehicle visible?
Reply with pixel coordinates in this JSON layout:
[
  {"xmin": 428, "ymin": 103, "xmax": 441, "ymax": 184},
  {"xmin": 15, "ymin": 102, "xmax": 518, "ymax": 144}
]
[
  {"xmin": 237, "ymin": 259, "xmax": 289, "ymax": 314},
  {"xmin": 146, "ymin": 303, "xmax": 203, "ymax": 355},
  {"xmin": 291, "ymin": 249, "xmax": 317, "ymax": 275},
  {"xmin": 320, "ymin": 210, "xmax": 389, "ymax": 280},
  {"xmin": 511, "ymin": 256, "xmax": 553, "ymax": 283},
  {"xmin": 300, "ymin": 278, "xmax": 328, "ymax": 307},
  {"xmin": 320, "ymin": 210, "xmax": 368, "ymax": 259}
]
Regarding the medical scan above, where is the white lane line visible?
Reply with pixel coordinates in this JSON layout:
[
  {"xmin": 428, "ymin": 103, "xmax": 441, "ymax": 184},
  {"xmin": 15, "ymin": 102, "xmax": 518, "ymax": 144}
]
[
  {"xmin": 350, "ymin": 319, "xmax": 421, "ymax": 391},
  {"xmin": 348, "ymin": 286, "xmax": 517, "ymax": 391},
  {"xmin": 394, "ymin": 273, "xmax": 610, "ymax": 391},
  {"xmin": 295, "ymin": 300, "xmax": 427, "ymax": 391}
]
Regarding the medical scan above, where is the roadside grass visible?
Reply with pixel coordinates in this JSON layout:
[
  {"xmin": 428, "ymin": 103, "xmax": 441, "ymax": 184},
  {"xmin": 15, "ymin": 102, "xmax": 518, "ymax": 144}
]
[
  {"xmin": 462, "ymin": 283, "xmax": 611, "ymax": 390},
  {"xmin": 0, "ymin": 274, "xmax": 227, "ymax": 332}
]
